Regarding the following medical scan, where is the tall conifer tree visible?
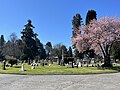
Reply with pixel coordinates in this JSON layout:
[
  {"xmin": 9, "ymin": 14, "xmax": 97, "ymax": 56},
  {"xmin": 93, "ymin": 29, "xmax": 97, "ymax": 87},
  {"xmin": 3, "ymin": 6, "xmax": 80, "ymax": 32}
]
[
  {"xmin": 85, "ymin": 10, "xmax": 97, "ymax": 25},
  {"xmin": 21, "ymin": 20, "xmax": 38, "ymax": 60}
]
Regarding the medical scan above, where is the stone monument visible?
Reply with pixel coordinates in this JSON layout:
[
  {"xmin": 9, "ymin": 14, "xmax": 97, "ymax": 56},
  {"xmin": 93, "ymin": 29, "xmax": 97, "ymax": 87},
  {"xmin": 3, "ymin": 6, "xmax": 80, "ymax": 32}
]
[
  {"xmin": 2, "ymin": 60, "xmax": 6, "ymax": 70},
  {"xmin": 21, "ymin": 64, "xmax": 24, "ymax": 71}
]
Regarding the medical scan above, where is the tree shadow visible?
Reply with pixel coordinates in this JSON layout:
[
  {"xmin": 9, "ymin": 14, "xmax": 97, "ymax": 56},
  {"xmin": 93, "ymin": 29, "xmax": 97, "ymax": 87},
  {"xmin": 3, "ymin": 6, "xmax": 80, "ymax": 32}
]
[
  {"xmin": 14, "ymin": 65, "xmax": 21, "ymax": 68},
  {"xmin": 111, "ymin": 66, "xmax": 120, "ymax": 72}
]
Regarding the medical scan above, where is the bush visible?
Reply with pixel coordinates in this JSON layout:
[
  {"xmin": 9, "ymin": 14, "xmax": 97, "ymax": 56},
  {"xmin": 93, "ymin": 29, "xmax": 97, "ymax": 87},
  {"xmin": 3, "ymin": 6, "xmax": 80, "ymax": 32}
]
[
  {"xmin": 67, "ymin": 57, "xmax": 74, "ymax": 62},
  {"xmin": 6, "ymin": 56, "xmax": 17, "ymax": 67},
  {"xmin": 64, "ymin": 57, "xmax": 74, "ymax": 64},
  {"xmin": 64, "ymin": 57, "xmax": 68, "ymax": 64}
]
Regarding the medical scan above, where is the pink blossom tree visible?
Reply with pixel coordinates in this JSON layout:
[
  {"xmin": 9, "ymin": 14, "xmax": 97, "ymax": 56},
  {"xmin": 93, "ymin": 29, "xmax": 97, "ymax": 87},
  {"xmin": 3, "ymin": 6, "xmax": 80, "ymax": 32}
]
[{"xmin": 72, "ymin": 17, "xmax": 120, "ymax": 67}]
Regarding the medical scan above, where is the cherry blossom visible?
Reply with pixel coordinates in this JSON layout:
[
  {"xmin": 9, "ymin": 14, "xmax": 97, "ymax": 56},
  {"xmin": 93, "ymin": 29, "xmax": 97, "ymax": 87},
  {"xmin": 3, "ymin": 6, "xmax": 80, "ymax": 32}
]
[{"xmin": 72, "ymin": 17, "xmax": 120, "ymax": 66}]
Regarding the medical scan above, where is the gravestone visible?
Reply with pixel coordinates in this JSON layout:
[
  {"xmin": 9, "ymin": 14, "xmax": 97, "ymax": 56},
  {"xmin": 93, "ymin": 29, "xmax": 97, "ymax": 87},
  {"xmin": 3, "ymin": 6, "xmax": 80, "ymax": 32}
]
[
  {"xmin": 60, "ymin": 49, "xmax": 65, "ymax": 66},
  {"xmin": 28, "ymin": 58, "xmax": 31, "ymax": 65},
  {"xmin": 48, "ymin": 60, "xmax": 51, "ymax": 66},
  {"xmin": 31, "ymin": 66, "xmax": 35, "ymax": 69},
  {"xmin": 74, "ymin": 63, "xmax": 78, "ymax": 68},
  {"xmin": 2, "ymin": 60, "xmax": 6, "ymax": 70},
  {"xmin": 80, "ymin": 60, "xmax": 83, "ymax": 67},
  {"xmin": 44, "ymin": 59, "xmax": 48, "ymax": 65},
  {"xmin": 57, "ymin": 59, "xmax": 60, "ymax": 65},
  {"xmin": 49, "ymin": 63, "xmax": 51, "ymax": 66},
  {"xmin": 21, "ymin": 64, "xmax": 24, "ymax": 71},
  {"xmin": 41, "ymin": 59, "xmax": 44, "ymax": 66},
  {"xmin": 36, "ymin": 63, "xmax": 38, "ymax": 66},
  {"xmin": 50, "ymin": 59, "xmax": 53, "ymax": 64},
  {"xmin": 67, "ymin": 61, "xmax": 74, "ymax": 68},
  {"xmin": 78, "ymin": 62, "xmax": 81, "ymax": 67},
  {"xmin": 31, "ymin": 63, "xmax": 35, "ymax": 69},
  {"xmin": 60, "ymin": 60, "xmax": 65, "ymax": 66}
]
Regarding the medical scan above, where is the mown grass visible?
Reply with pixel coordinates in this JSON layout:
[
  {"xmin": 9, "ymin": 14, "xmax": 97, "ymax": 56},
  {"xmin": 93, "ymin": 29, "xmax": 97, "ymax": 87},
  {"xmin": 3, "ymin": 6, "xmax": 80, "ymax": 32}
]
[{"xmin": 0, "ymin": 63, "xmax": 119, "ymax": 75}]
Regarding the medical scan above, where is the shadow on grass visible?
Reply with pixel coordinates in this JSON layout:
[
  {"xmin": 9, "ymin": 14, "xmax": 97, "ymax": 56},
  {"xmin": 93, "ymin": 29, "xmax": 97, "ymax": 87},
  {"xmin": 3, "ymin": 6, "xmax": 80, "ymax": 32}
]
[
  {"xmin": 13, "ymin": 66, "xmax": 21, "ymax": 68},
  {"xmin": 111, "ymin": 66, "xmax": 120, "ymax": 72}
]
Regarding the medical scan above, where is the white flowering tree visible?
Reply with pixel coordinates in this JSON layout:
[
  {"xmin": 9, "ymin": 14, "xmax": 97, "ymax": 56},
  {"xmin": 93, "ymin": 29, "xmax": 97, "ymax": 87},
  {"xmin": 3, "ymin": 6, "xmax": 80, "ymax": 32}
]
[{"xmin": 72, "ymin": 17, "xmax": 120, "ymax": 67}]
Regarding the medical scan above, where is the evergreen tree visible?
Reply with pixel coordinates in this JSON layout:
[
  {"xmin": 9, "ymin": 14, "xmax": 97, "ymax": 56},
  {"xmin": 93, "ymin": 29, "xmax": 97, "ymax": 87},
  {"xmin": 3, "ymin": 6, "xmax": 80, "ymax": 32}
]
[
  {"xmin": 85, "ymin": 10, "xmax": 97, "ymax": 25},
  {"xmin": 0, "ymin": 35, "xmax": 5, "ymax": 50},
  {"xmin": 0, "ymin": 35, "xmax": 5, "ymax": 61},
  {"xmin": 21, "ymin": 20, "xmax": 38, "ymax": 60},
  {"xmin": 68, "ymin": 46, "xmax": 73, "ymax": 57},
  {"xmin": 45, "ymin": 42, "xmax": 52, "ymax": 58},
  {"xmin": 36, "ymin": 38, "xmax": 46, "ymax": 59},
  {"xmin": 72, "ymin": 14, "xmax": 83, "ymax": 58},
  {"xmin": 72, "ymin": 13, "xmax": 82, "ymax": 38},
  {"xmin": 72, "ymin": 13, "xmax": 82, "ymax": 28},
  {"xmin": 0, "ymin": 50, "xmax": 5, "ymax": 61},
  {"xmin": 61, "ymin": 45, "xmax": 68, "ymax": 57},
  {"xmin": 111, "ymin": 41, "xmax": 120, "ymax": 60},
  {"xmin": 74, "ymin": 49, "xmax": 83, "ymax": 59}
]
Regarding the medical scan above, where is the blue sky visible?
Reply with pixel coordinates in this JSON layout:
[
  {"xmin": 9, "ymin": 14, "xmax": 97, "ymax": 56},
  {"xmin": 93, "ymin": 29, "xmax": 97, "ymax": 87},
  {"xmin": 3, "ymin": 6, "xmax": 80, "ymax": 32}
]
[{"xmin": 0, "ymin": 0, "xmax": 120, "ymax": 47}]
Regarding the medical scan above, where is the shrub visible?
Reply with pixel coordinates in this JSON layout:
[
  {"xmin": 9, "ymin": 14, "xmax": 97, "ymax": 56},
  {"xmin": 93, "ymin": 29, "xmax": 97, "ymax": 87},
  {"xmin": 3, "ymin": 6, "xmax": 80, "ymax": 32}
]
[
  {"xmin": 64, "ymin": 57, "xmax": 68, "ymax": 64},
  {"xmin": 6, "ymin": 56, "xmax": 17, "ymax": 67},
  {"xmin": 64, "ymin": 57, "xmax": 74, "ymax": 64},
  {"xmin": 67, "ymin": 57, "xmax": 74, "ymax": 62}
]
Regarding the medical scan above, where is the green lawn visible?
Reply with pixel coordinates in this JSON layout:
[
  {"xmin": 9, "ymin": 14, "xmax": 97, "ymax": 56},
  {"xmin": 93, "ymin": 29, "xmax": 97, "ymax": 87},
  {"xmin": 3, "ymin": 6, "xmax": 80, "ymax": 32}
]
[{"xmin": 0, "ymin": 63, "xmax": 119, "ymax": 75}]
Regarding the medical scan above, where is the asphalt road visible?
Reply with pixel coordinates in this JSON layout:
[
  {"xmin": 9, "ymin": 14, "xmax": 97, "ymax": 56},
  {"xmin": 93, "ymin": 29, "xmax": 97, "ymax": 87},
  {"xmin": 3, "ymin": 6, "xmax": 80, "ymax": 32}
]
[{"xmin": 0, "ymin": 73, "xmax": 120, "ymax": 90}]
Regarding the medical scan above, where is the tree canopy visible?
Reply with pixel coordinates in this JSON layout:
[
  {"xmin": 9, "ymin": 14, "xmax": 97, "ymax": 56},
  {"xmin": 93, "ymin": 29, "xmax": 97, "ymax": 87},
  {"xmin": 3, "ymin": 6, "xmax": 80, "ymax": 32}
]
[
  {"xmin": 72, "ymin": 17, "xmax": 120, "ymax": 67},
  {"xmin": 21, "ymin": 20, "xmax": 38, "ymax": 60},
  {"xmin": 45, "ymin": 41, "xmax": 52, "ymax": 58},
  {"xmin": 85, "ymin": 10, "xmax": 97, "ymax": 25}
]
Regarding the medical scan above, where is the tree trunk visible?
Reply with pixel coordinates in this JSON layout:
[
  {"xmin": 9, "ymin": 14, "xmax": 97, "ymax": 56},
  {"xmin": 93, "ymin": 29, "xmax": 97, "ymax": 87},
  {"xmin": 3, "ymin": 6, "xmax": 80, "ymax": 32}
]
[{"xmin": 102, "ymin": 56, "xmax": 112, "ymax": 67}]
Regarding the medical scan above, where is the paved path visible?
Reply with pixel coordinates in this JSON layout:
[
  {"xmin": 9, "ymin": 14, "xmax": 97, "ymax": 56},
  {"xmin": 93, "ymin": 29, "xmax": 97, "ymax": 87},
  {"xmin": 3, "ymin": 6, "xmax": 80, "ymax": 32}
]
[{"xmin": 0, "ymin": 73, "xmax": 120, "ymax": 90}]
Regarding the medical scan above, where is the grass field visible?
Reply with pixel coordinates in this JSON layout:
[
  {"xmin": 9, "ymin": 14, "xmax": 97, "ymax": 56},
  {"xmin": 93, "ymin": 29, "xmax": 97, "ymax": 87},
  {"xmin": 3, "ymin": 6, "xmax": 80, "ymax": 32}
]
[{"xmin": 0, "ymin": 63, "xmax": 119, "ymax": 75}]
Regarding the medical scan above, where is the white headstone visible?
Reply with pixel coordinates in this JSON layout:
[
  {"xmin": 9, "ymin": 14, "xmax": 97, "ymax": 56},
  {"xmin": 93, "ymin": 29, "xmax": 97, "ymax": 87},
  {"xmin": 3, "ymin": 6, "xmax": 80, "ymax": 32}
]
[
  {"xmin": 49, "ymin": 63, "xmax": 51, "ymax": 66},
  {"xmin": 78, "ymin": 62, "xmax": 81, "ymax": 67},
  {"xmin": 21, "ymin": 64, "xmax": 24, "ymax": 71},
  {"xmin": 31, "ymin": 66, "xmax": 35, "ymax": 69},
  {"xmin": 31, "ymin": 63, "xmax": 35, "ymax": 69}
]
